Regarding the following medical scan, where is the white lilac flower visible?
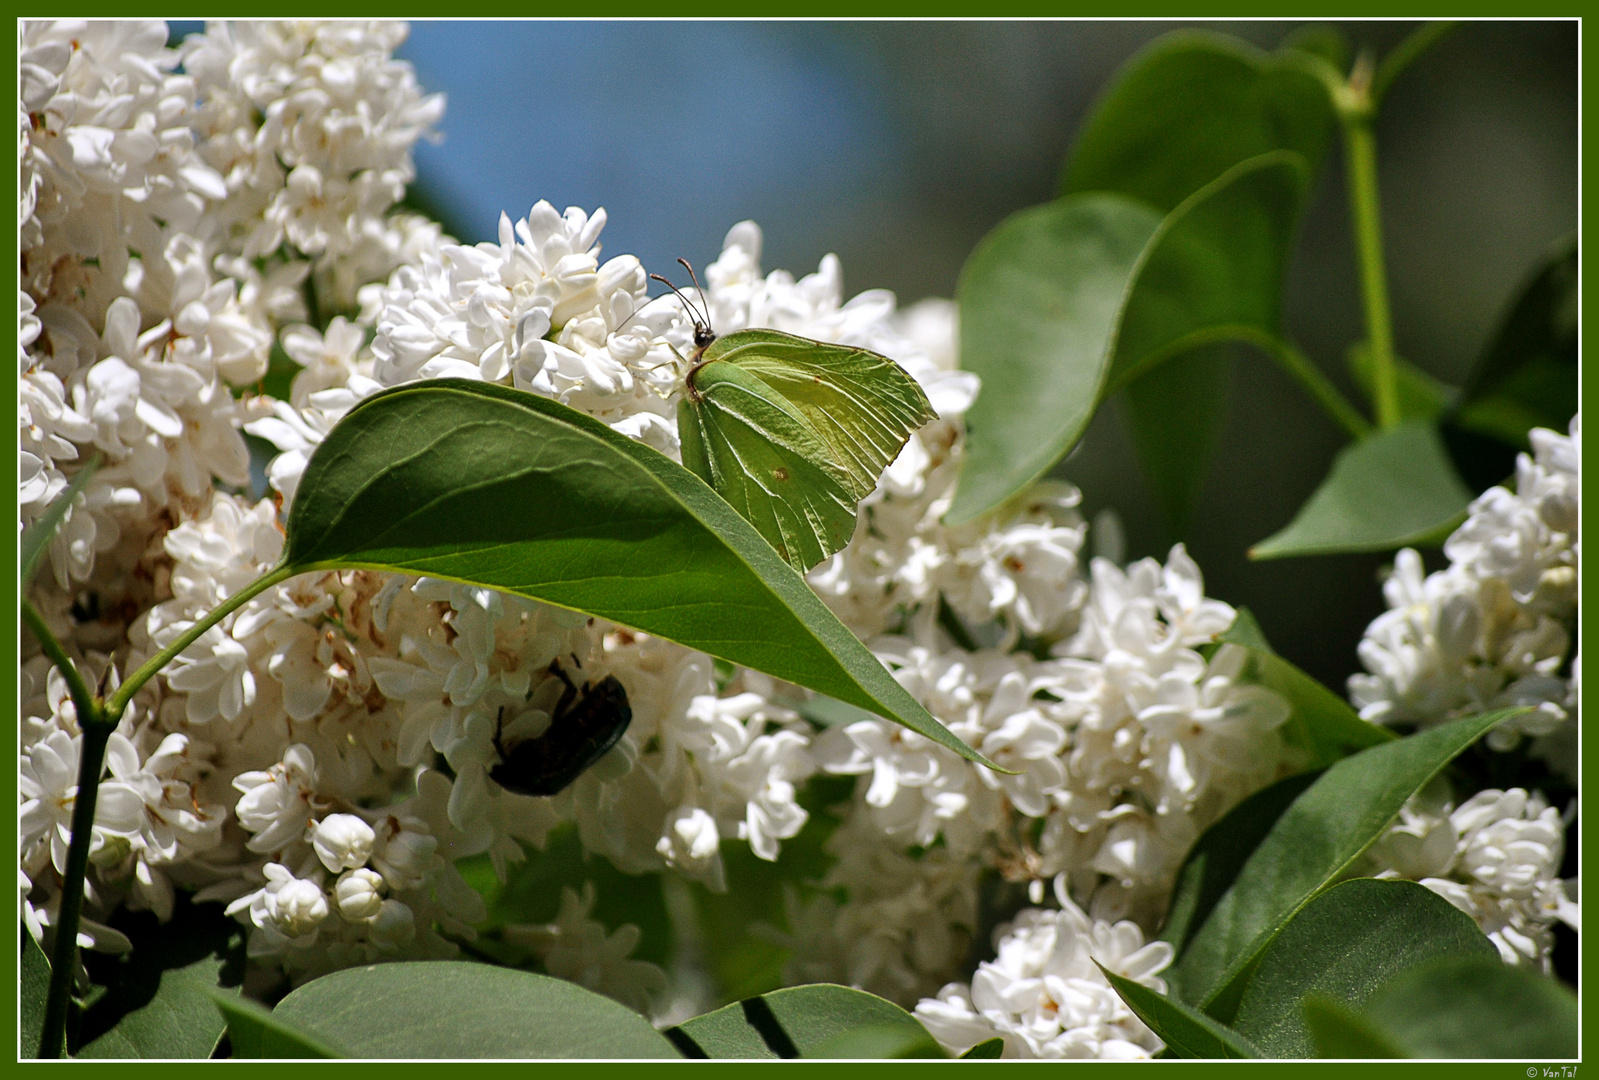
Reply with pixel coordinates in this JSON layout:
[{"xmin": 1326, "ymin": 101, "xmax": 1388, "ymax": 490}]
[
  {"xmin": 913, "ymin": 876, "xmax": 1171, "ymax": 1059},
  {"xmin": 20, "ymin": 729, "xmax": 148, "ymax": 876},
  {"xmin": 1364, "ymin": 784, "xmax": 1576, "ymax": 971},
  {"xmin": 1350, "ymin": 417, "xmax": 1577, "ymax": 757}
]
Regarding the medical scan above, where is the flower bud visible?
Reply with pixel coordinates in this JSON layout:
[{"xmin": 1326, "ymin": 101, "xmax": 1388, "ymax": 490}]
[
  {"xmin": 312, "ymin": 813, "xmax": 376, "ymax": 873},
  {"xmin": 270, "ymin": 878, "xmax": 329, "ymax": 938},
  {"xmin": 334, "ymin": 868, "xmax": 385, "ymax": 922}
]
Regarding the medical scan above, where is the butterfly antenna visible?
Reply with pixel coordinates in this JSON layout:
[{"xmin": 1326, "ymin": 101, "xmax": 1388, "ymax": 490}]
[
  {"xmin": 649, "ymin": 272, "xmax": 713, "ymax": 336},
  {"xmin": 677, "ymin": 258, "xmax": 715, "ymax": 329}
]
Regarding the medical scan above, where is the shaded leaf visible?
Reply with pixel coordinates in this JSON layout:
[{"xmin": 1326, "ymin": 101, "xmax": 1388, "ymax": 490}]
[
  {"xmin": 283, "ymin": 379, "xmax": 990, "ymax": 768},
  {"xmin": 272, "ymin": 961, "xmax": 680, "ymax": 1058},
  {"xmin": 1249, "ymin": 421, "xmax": 1473, "ymax": 559},
  {"xmin": 952, "ymin": 154, "xmax": 1309, "ymax": 526},
  {"xmin": 1061, "ymin": 30, "xmax": 1333, "ymax": 212},
  {"xmin": 1161, "ymin": 772, "xmax": 1321, "ymax": 960},
  {"xmin": 211, "ymin": 992, "xmax": 343, "ymax": 1059},
  {"xmin": 666, "ymin": 984, "xmax": 931, "ymax": 1059},
  {"xmin": 1231, "ymin": 878, "xmax": 1498, "ymax": 1057},
  {"xmin": 1301, "ymin": 996, "xmax": 1407, "ymax": 1058},
  {"xmin": 1353, "ymin": 956, "xmax": 1578, "ymax": 1059},
  {"xmin": 960, "ymin": 1037, "xmax": 1005, "ymax": 1059},
  {"xmin": 75, "ymin": 895, "xmax": 245, "ymax": 1059},
  {"xmin": 21, "ymin": 926, "xmax": 50, "ymax": 1059},
  {"xmin": 1279, "ymin": 24, "xmax": 1350, "ymax": 74},
  {"xmin": 1099, "ymin": 966, "xmax": 1261, "ymax": 1058},
  {"xmin": 1168, "ymin": 708, "xmax": 1520, "ymax": 1019},
  {"xmin": 1451, "ymin": 236, "xmax": 1577, "ymax": 448},
  {"xmin": 1121, "ymin": 343, "xmax": 1233, "ymax": 532}
]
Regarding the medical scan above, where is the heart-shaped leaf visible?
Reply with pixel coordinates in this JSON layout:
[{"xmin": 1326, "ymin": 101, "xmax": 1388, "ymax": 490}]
[
  {"xmin": 951, "ymin": 153, "xmax": 1310, "ymax": 526},
  {"xmin": 283, "ymin": 379, "xmax": 989, "ymax": 768},
  {"xmin": 271, "ymin": 961, "xmax": 680, "ymax": 1058},
  {"xmin": 1168, "ymin": 708, "xmax": 1520, "ymax": 1018},
  {"xmin": 1061, "ymin": 31, "xmax": 1333, "ymax": 212},
  {"xmin": 1249, "ymin": 420, "xmax": 1473, "ymax": 560},
  {"xmin": 1230, "ymin": 878, "xmax": 1498, "ymax": 1057},
  {"xmin": 666, "ymin": 984, "xmax": 932, "ymax": 1059},
  {"xmin": 1099, "ymin": 966, "xmax": 1262, "ymax": 1058}
]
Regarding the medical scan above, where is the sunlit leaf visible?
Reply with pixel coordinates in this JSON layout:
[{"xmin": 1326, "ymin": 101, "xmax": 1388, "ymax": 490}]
[
  {"xmin": 666, "ymin": 984, "xmax": 932, "ymax": 1059},
  {"xmin": 283, "ymin": 379, "xmax": 990, "ymax": 768},
  {"xmin": 272, "ymin": 962, "xmax": 679, "ymax": 1058}
]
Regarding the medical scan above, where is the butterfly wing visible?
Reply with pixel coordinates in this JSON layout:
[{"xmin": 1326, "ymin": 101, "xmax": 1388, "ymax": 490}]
[
  {"xmin": 704, "ymin": 330, "xmax": 939, "ymax": 501},
  {"xmin": 679, "ymin": 360, "xmax": 860, "ymax": 571}
]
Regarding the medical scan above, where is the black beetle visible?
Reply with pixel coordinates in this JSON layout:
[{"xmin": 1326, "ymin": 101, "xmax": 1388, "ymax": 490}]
[{"xmin": 489, "ymin": 659, "xmax": 632, "ymax": 798}]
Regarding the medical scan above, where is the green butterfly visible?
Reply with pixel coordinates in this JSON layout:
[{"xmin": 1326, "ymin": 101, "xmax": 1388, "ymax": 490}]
[{"xmin": 657, "ymin": 265, "xmax": 937, "ymax": 573}]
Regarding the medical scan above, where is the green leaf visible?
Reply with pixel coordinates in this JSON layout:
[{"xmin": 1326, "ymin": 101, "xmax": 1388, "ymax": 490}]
[
  {"xmin": 804, "ymin": 1024, "xmax": 946, "ymax": 1059},
  {"xmin": 960, "ymin": 1037, "xmax": 1005, "ymax": 1059},
  {"xmin": 679, "ymin": 329, "xmax": 936, "ymax": 571},
  {"xmin": 1351, "ymin": 956, "xmax": 1578, "ymax": 1059},
  {"xmin": 21, "ymin": 926, "xmax": 51, "ymax": 1059},
  {"xmin": 1301, "ymin": 996, "xmax": 1407, "ymax": 1058},
  {"xmin": 1230, "ymin": 878, "xmax": 1499, "ymax": 1057},
  {"xmin": 75, "ymin": 896, "xmax": 246, "ymax": 1059},
  {"xmin": 1451, "ymin": 235, "xmax": 1577, "ymax": 448},
  {"xmin": 1161, "ymin": 772, "xmax": 1321, "ymax": 962},
  {"xmin": 1278, "ymin": 24, "xmax": 1350, "ymax": 74},
  {"xmin": 1099, "ymin": 966, "xmax": 1262, "ymax": 1058},
  {"xmin": 20, "ymin": 454, "xmax": 100, "ymax": 589},
  {"xmin": 948, "ymin": 194, "xmax": 1161, "ymax": 525},
  {"xmin": 1218, "ymin": 610, "xmax": 1394, "ymax": 767},
  {"xmin": 1054, "ymin": 31, "xmax": 1337, "ymax": 532},
  {"xmin": 951, "ymin": 154, "xmax": 1310, "ymax": 526},
  {"xmin": 665, "ymin": 984, "xmax": 932, "ymax": 1059},
  {"xmin": 1347, "ymin": 343, "xmax": 1458, "ymax": 423},
  {"xmin": 796, "ymin": 693, "xmax": 879, "ymax": 729},
  {"xmin": 271, "ymin": 961, "xmax": 681, "ymax": 1058},
  {"xmin": 1061, "ymin": 31, "xmax": 1333, "ymax": 212},
  {"xmin": 283, "ymin": 379, "xmax": 991, "ymax": 768},
  {"xmin": 1168, "ymin": 708, "xmax": 1520, "ymax": 1020},
  {"xmin": 1249, "ymin": 421, "xmax": 1473, "ymax": 560},
  {"xmin": 211, "ymin": 992, "xmax": 344, "ymax": 1059}
]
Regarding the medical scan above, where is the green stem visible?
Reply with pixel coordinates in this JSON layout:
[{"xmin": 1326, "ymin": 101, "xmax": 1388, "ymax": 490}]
[
  {"xmin": 1342, "ymin": 109, "xmax": 1400, "ymax": 430},
  {"xmin": 102, "ymin": 562, "xmax": 297, "ymax": 723},
  {"xmin": 22, "ymin": 601, "xmax": 99, "ymax": 734},
  {"xmin": 1104, "ymin": 325, "xmax": 1371, "ymax": 440},
  {"xmin": 38, "ymin": 719, "xmax": 114, "ymax": 1058}
]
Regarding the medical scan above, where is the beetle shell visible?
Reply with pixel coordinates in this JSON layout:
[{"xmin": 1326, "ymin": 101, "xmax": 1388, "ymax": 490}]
[{"xmin": 489, "ymin": 674, "xmax": 632, "ymax": 798}]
